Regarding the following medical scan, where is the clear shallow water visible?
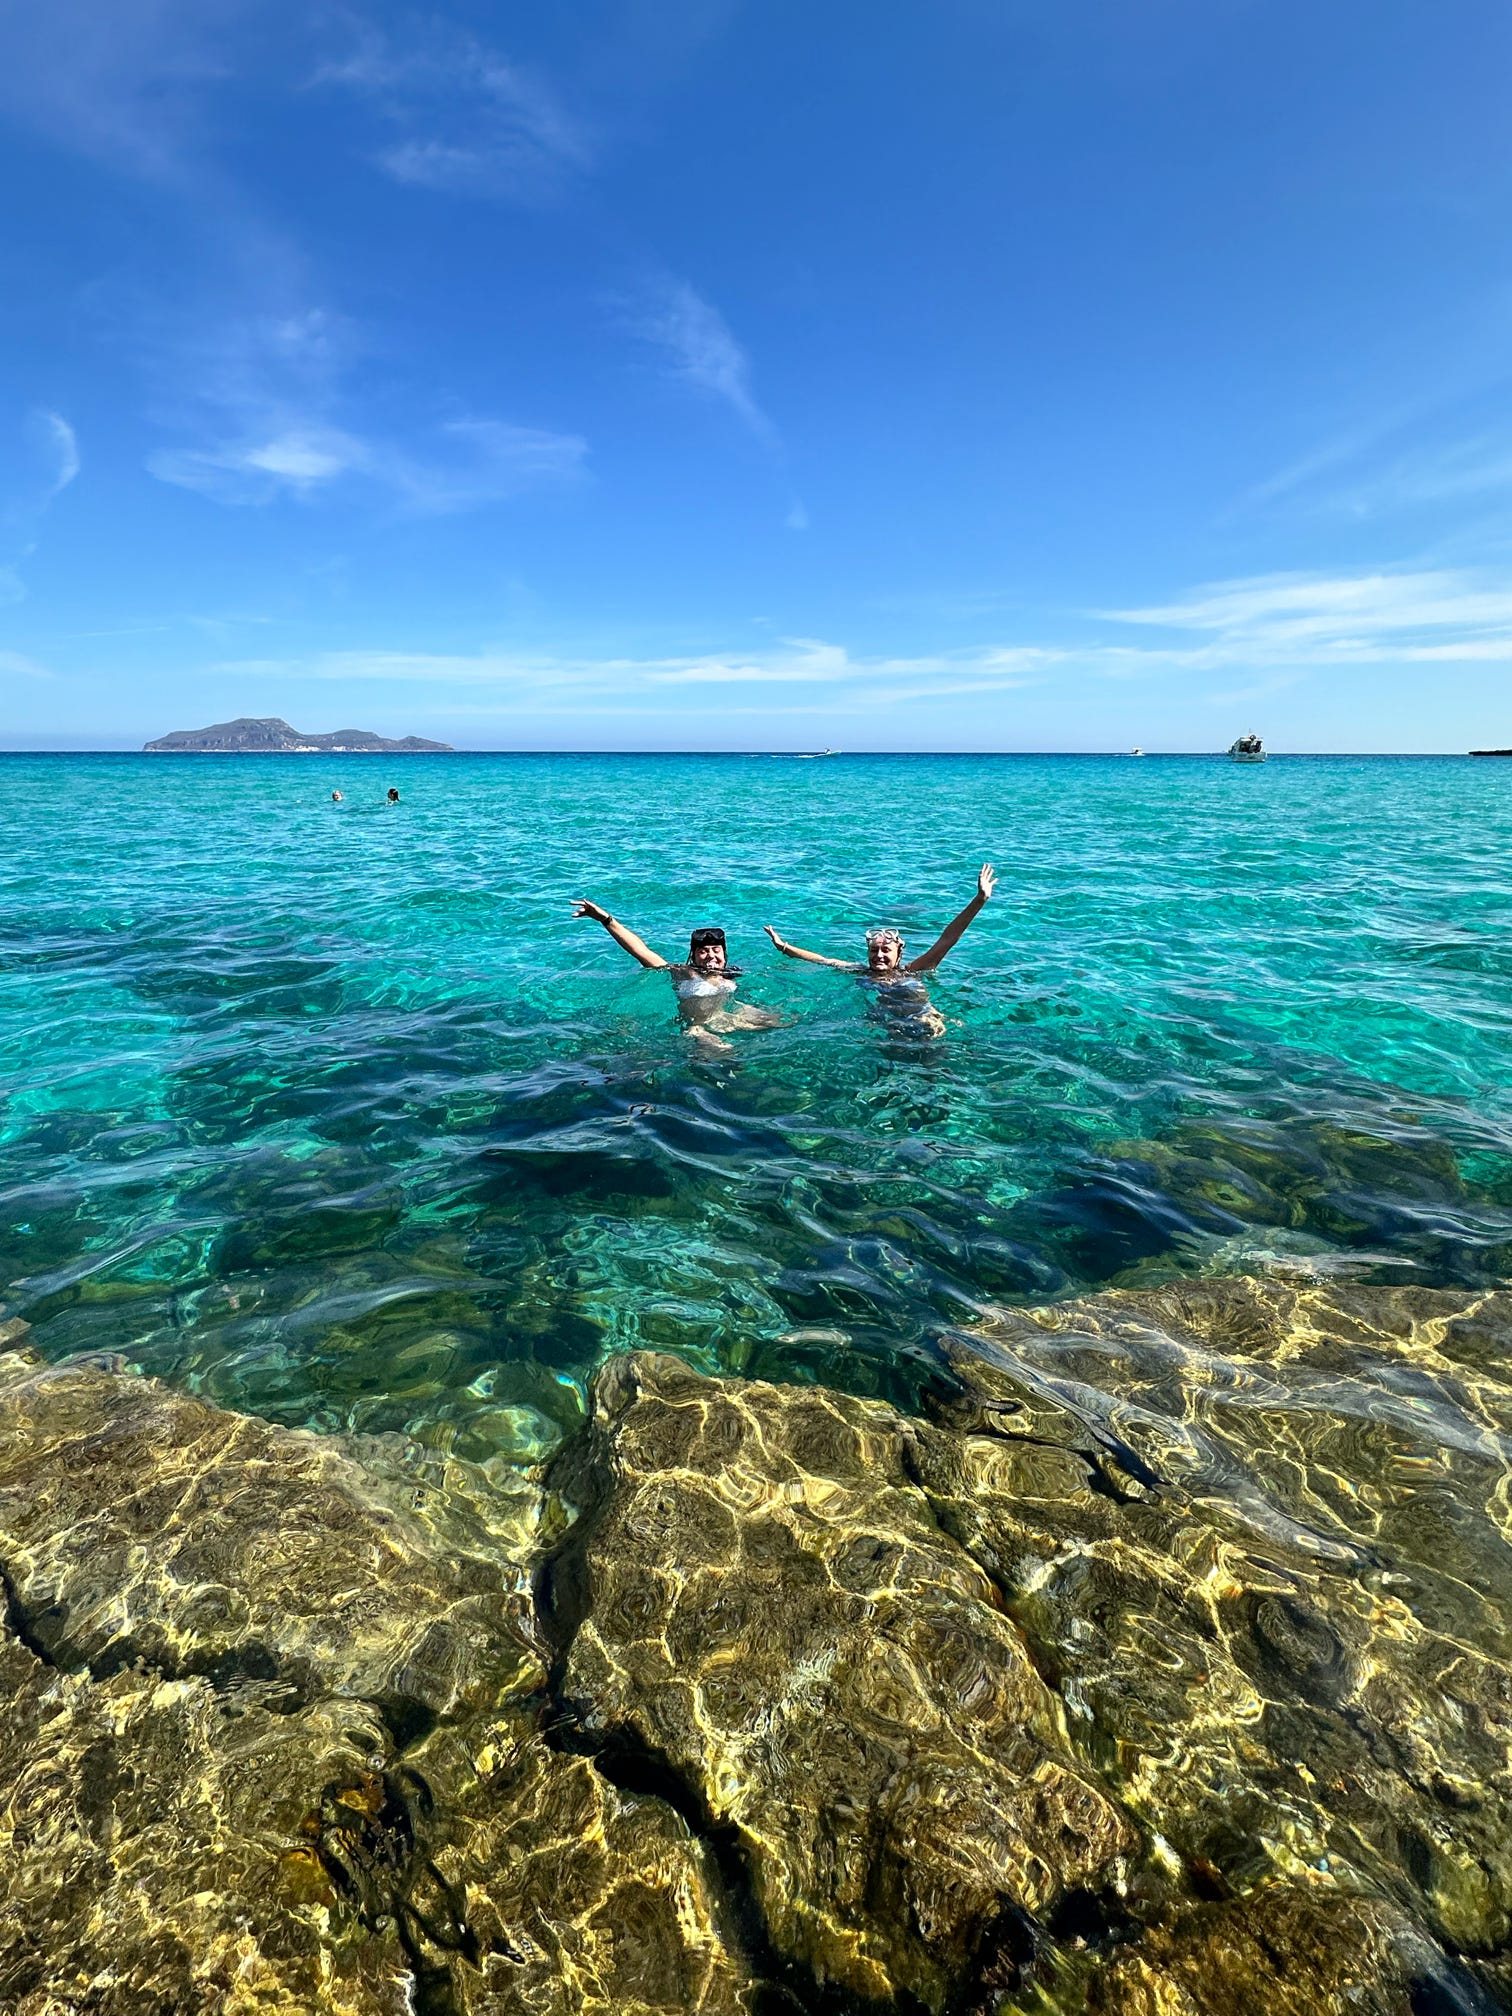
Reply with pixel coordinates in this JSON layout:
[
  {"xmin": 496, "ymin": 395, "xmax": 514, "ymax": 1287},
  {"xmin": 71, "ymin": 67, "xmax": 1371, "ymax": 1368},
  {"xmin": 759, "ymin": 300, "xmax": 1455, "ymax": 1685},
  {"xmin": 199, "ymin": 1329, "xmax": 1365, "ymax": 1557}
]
[{"xmin": 3, "ymin": 751, "xmax": 1512, "ymax": 1465}]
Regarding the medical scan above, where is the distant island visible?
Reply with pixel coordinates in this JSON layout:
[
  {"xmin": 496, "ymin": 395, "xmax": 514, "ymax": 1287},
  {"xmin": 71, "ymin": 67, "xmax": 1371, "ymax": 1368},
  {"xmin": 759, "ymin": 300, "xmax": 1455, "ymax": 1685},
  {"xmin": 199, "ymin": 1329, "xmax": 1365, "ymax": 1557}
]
[
  {"xmin": 1470, "ymin": 747, "xmax": 1512, "ymax": 757},
  {"xmin": 144, "ymin": 717, "xmax": 454, "ymax": 754}
]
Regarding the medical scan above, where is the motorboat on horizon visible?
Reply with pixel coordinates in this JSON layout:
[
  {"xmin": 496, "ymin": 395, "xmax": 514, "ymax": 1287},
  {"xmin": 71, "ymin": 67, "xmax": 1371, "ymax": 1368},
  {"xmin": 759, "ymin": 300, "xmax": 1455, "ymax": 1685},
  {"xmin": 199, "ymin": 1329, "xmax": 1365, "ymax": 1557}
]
[{"xmin": 1228, "ymin": 733, "xmax": 1266, "ymax": 763}]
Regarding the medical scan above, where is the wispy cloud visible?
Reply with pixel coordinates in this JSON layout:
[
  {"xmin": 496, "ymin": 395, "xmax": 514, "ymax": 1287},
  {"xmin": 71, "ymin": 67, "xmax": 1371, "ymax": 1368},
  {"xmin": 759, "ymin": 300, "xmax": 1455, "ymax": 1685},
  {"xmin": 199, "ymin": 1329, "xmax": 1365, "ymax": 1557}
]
[
  {"xmin": 0, "ymin": 4, "xmax": 591, "ymax": 520},
  {"xmin": 628, "ymin": 277, "xmax": 776, "ymax": 445},
  {"xmin": 1238, "ymin": 413, "xmax": 1420, "ymax": 515},
  {"xmin": 1330, "ymin": 437, "xmax": 1512, "ymax": 520},
  {"xmin": 0, "ymin": 0, "xmax": 261, "ymax": 182},
  {"xmin": 413, "ymin": 420, "xmax": 588, "ymax": 510},
  {"xmin": 7, "ymin": 409, "xmax": 82, "ymax": 519},
  {"xmin": 0, "ymin": 0, "xmax": 593, "ymax": 205},
  {"xmin": 1, "ymin": 409, "xmax": 82, "ymax": 602},
  {"xmin": 642, "ymin": 639, "xmax": 1053, "ymax": 687},
  {"xmin": 203, "ymin": 636, "xmax": 1052, "ymax": 708},
  {"xmin": 31, "ymin": 411, "xmax": 81, "ymax": 499},
  {"xmin": 1236, "ymin": 347, "xmax": 1512, "ymax": 526},
  {"xmin": 1247, "ymin": 422, "xmax": 1512, "ymax": 523},
  {"xmin": 150, "ymin": 414, "xmax": 586, "ymax": 512},
  {"xmin": 186, "ymin": 561, "xmax": 1512, "ymax": 738},
  {"xmin": 314, "ymin": 21, "xmax": 592, "ymax": 200},
  {"xmin": 150, "ymin": 422, "xmax": 362, "ymax": 503},
  {"xmin": 144, "ymin": 307, "xmax": 587, "ymax": 512},
  {"xmin": 0, "ymin": 650, "xmax": 53, "ymax": 680},
  {"xmin": 1105, "ymin": 567, "xmax": 1512, "ymax": 667},
  {"xmin": 200, "ymin": 567, "xmax": 1512, "ymax": 715}
]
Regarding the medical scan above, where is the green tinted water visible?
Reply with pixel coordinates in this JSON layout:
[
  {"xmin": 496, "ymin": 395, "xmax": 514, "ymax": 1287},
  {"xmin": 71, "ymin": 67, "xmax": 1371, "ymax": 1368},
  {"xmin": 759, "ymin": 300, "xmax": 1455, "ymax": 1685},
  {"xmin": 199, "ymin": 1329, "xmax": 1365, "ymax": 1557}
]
[{"xmin": 3, "ymin": 752, "xmax": 1511, "ymax": 1466}]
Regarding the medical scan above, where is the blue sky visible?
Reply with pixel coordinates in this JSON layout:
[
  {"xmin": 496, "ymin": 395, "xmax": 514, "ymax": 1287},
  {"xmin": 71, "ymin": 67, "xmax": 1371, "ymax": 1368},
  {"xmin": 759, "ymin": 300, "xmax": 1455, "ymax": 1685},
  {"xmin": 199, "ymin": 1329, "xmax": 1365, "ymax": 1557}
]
[{"xmin": 3, "ymin": 0, "xmax": 1512, "ymax": 750}]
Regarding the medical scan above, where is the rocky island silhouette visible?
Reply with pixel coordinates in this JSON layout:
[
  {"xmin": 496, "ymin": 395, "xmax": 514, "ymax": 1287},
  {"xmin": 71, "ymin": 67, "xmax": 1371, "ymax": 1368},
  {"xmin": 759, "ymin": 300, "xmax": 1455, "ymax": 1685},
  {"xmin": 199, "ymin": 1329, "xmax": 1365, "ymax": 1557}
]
[{"xmin": 144, "ymin": 716, "xmax": 453, "ymax": 753}]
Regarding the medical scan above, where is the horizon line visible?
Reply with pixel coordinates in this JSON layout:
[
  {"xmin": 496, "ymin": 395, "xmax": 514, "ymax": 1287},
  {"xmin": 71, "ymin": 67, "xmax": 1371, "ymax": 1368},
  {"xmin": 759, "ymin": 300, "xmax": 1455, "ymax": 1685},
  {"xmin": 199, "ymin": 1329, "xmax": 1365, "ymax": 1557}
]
[{"xmin": 0, "ymin": 747, "xmax": 1502, "ymax": 760}]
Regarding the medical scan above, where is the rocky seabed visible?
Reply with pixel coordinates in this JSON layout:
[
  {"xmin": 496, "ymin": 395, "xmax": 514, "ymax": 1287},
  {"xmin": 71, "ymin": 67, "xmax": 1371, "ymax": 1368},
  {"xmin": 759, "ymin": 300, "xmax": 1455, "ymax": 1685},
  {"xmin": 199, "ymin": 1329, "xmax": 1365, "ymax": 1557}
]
[{"xmin": 1, "ymin": 1280, "xmax": 1510, "ymax": 2015}]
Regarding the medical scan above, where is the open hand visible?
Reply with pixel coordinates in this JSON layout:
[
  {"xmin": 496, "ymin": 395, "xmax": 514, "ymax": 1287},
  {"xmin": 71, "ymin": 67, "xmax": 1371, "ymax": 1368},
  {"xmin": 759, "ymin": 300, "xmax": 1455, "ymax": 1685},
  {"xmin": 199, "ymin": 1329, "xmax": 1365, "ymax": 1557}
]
[
  {"xmin": 977, "ymin": 863, "xmax": 997, "ymax": 903},
  {"xmin": 763, "ymin": 924, "xmax": 786, "ymax": 951},
  {"xmin": 572, "ymin": 899, "xmax": 609, "ymax": 923}
]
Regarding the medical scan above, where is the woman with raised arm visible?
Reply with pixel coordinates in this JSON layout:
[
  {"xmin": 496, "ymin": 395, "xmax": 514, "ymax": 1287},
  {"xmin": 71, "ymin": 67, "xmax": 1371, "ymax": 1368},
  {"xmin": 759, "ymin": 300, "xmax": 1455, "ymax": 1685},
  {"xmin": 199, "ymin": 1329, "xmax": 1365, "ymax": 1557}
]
[
  {"xmin": 571, "ymin": 900, "xmax": 779, "ymax": 1040},
  {"xmin": 766, "ymin": 863, "xmax": 996, "ymax": 975},
  {"xmin": 764, "ymin": 864, "xmax": 997, "ymax": 1038}
]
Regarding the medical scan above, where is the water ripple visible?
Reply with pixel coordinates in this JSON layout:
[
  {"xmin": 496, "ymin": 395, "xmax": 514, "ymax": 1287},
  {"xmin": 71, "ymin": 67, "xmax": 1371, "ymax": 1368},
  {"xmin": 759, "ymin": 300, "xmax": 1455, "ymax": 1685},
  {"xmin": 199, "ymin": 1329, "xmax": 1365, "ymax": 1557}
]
[{"xmin": 1, "ymin": 752, "xmax": 1510, "ymax": 1468}]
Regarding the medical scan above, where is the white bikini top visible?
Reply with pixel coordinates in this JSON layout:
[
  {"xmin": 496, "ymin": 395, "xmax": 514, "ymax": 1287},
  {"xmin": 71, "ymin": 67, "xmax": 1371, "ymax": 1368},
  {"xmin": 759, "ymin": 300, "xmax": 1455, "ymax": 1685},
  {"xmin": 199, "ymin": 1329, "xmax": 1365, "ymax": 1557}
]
[{"xmin": 674, "ymin": 973, "xmax": 737, "ymax": 999}]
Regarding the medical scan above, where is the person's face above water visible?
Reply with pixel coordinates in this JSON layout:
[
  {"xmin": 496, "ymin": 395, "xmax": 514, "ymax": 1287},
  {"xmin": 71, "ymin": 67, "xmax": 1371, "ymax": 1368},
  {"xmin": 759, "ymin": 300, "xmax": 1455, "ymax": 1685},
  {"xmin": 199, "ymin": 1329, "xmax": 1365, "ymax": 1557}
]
[
  {"xmin": 866, "ymin": 932, "xmax": 905, "ymax": 973},
  {"xmin": 688, "ymin": 934, "xmax": 727, "ymax": 973}
]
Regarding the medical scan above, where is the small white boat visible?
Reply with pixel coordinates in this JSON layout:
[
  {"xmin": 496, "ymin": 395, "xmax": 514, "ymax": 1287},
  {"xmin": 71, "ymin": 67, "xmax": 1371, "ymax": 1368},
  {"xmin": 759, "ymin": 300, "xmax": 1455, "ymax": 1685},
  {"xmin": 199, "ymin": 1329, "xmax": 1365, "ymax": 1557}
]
[
  {"xmin": 1228, "ymin": 733, "xmax": 1266, "ymax": 763},
  {"xmin": 1129, "ymin": 747, "xmax": 1144, "ymax": 757}
]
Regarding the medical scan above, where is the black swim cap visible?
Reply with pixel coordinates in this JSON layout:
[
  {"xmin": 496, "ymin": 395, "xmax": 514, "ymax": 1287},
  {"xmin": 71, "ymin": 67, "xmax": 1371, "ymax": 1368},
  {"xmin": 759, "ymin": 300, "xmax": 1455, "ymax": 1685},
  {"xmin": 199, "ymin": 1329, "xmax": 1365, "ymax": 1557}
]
[{"xmin": 688, "ymin": 927, "xmax": 726, "ymax": 952}]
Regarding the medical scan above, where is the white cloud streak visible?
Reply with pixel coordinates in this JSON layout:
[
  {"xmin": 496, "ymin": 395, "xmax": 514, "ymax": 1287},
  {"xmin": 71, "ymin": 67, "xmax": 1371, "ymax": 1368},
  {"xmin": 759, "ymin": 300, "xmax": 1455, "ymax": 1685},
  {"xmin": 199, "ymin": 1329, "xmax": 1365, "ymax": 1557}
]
[
  {"xmin": 1331, "ymin": 438, "xmax": 1512, "ymax": 519},
  {"xmin": 145, "ymin": 309, "xmax": 588, "ymax": 512},
  {"xmin": 1238, "ymin": 359, "xmax": 1512, "ymax": 525},
  {"xmin": 314, "ymin": 23, "xmax": 592, "ymax": 201},
  {"xmin": 1247, "ymin": 425, "xmax": 1512, "ymax": 524},
  {"xmin": 139, "ymin": 561, "xmax": 1512, "ymax": 749},
  {"xmin": 0, "ymin": 650, "xmax": 53, "ymax": 680},
  {"xmin": 150, "ymin": 415, "xmax": 586, "ymax": 511},
  {"xmin": 204, "ymin": 572, "xmax": 1512, "ymax": 713},
  {"xmin": 1106, "ymin": 568, "xmax": 1512, "ymax": 665},
  {"xmin": 197, "ymin": 568, "xmax": 1512, "ymax": 719},
  {"xmin": 35, "ymin": 411, "xmax": 81, "ymax": 499},
  {"xmin": 202, "ymin": 636, "xmax": 1052, "ymax": 710},
  {"xmin": 630, "ymin": 278, "xmax": 776, "ymax": 444},
  {"xmin": 1, "ymin": 409, "xmax": 81, "ymax": 603}
]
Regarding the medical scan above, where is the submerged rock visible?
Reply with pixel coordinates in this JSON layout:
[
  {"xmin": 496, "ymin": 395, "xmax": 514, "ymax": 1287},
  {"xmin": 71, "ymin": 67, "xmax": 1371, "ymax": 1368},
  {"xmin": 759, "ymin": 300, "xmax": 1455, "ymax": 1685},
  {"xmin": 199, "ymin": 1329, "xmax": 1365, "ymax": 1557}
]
[
  {"xmin": 0, "ymin": 1347, "xmax": 543, "ymax": 1717},
  {"xmin": 1093, "ymin": 1116, "xmax": 1503, "ymax": 1281},
  {"xmin": 1086, "ymin": 1883, "xmax": 1485, "ymax": 2016},
  {"xmin": 0, "ymin": 1345, "xmax": 756, "ymax": 2015},
  {"xmin": 4, "ymin": 1275, "xmax": 1509, "ymax": 2015},
  {"xmin": 0, "ymin": 1626, "xmax": 413, "ymax": 2015},
  {"xmin": 548, "ymin": 1352, "xmax": 1136, "ymax": 2008},
  {"xmin": 920, "ymin": 1280, "xmax": 1512, "ymax": 1956},
  {"xmin": 542, "ymin": 1283, "xmax": 1512, "ymax": 2011},
  {"xmin": 392, "ymin": 1720, "xmax": 752, "ymax": 2015}
]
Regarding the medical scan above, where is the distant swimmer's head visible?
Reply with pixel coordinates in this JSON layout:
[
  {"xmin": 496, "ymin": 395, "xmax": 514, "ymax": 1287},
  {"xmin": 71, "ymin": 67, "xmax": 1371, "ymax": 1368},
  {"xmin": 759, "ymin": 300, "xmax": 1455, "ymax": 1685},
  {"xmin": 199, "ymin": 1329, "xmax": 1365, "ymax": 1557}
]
[
  {"xmin": 387, "ymin": 787, "xmax": 400, "ymax": 803},
  {"xmin": 687, "ymin": 926, "xmax": 728, "ymax": 973},
  {"xmin": 331, "ymin": 790, "xmax": 343, "ymax": 802},
  {"xmin": 865, "ymin": 927, "xmax": 905, "ymax": 974}
]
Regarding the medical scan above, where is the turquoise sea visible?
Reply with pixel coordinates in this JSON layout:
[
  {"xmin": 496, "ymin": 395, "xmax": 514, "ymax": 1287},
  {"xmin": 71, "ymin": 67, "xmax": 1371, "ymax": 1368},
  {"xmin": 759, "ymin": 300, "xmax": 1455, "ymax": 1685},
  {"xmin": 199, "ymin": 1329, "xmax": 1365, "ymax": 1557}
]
[{"xmin": 3, "ymin": 751, "xmax": 1511, "ymax": 1464}]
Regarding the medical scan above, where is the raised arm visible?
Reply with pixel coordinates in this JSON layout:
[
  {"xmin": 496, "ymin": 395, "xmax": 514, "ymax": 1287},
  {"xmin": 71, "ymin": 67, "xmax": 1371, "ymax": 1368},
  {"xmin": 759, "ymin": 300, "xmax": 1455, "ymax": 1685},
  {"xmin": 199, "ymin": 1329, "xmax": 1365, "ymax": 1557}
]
[
  {"xmin": 572, "ymin": 899, "xmax": 668, "ymax": 969},
  {"xmin": 906, "ymin": 863, "xmax": 996, "ymax": 973},
  {"xmin": 764, "ymin": 924, "xmax": 853, "ymax": 969}
]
